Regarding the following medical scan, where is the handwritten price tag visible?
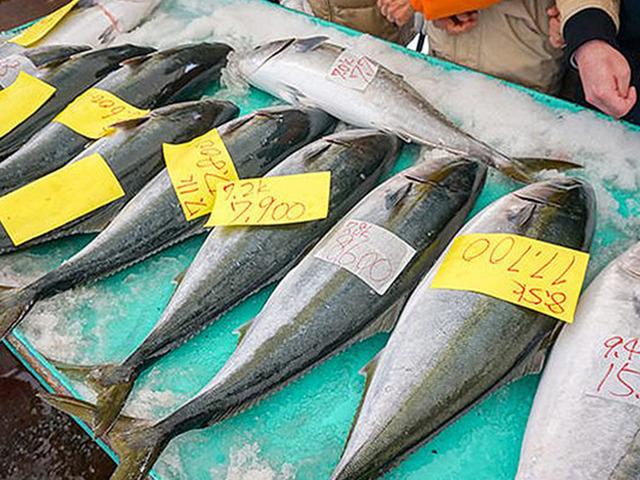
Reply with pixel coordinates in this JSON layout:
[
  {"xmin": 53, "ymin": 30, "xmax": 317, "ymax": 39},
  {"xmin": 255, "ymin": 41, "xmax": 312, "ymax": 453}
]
[
  {"xmin": 327, "ymin": 50, "xmax": 379, "ymax": 91},
  {"xmin": 586, "ymin": 334, "xmax": 640, "ymax": 407},
  {"xmin": 0, "ymin": 54, "xmax": 37, "ymax": 88},
  {"xmin": 431, "ymin": 233, "xmax": 590, "ymax": 323},
  {"xmin": 55, "ymin": 88, "xmax": 150, "ymax": 139},
  {"xmin": 0, "ymin": 71, "xmax": 56, "ymax": 139},
  {"xmin": 0, "ymin": 153, "xmax": 124, "ymax": 246},
  {"xmin": 314, "ymin": 220, "xmax": 416, "ymax": 295},
  {"xmin": 164, "ymin": 129, "xmax": 239, "ymax": 221},
  {"xmin": 11, "ymin": 0, "xmax": 79, "ymax": 47},
  {"xmin": 206, "ymin": 172, "xmax": 331, "ymax": 227}
]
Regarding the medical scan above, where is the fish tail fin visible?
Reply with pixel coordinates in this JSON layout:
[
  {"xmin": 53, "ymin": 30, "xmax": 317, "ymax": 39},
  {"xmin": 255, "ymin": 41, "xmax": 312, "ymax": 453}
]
[
  {"xmin": 45, "ymin": 360, "xmax": 136, "ymax": 437},
  {"xmin": 109, "ymin": 420, "xmax": 167, "ymax": 480},
  {"xmin": 0, "ymin": 286, "xmax": 36, "ymax": 339},
  {"xmin": 39, "ymin": 392, "xmax": 163, "ymax": 480},
  {"xmin": 490, "ymin": 151, "xmax": 583, "ymax": 183}
]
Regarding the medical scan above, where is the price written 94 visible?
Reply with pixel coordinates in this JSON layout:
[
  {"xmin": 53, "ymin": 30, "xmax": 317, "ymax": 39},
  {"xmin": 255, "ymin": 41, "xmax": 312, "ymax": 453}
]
[
  {"xmin": 458, "ymin": 235, "xmax": 579, "ymax": 316},
  {"xmin": 176, "ymin": 138, "xmax": 235, "ymax": 220}
]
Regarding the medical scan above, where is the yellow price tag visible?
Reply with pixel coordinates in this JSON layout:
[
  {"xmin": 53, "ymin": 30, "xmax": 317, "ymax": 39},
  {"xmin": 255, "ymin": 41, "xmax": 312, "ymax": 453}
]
[
  {"xmin": 207, "ymin": 172, "xmax": 331, "ymax": 227},
  {"xmin": 0, "ymin": 153, "xmax": 124, "ymax": 246},
  {"xmin": 0, "ymin": 71, "xmax": 56, "ymax": 139},
  {"xmin": 431, "ymin": 233, "xmax": 590, "ymax": 323},
  {"xmin": 55, "ymin": 88, "xmax": 150, "ymax": 139},
  {"xmin": 11, "ymin": 0, "xmax": 80, "ymax": 47},
  {"xmin": 164, "ymin": 129, "xmax": 239, "ymax": 221}
]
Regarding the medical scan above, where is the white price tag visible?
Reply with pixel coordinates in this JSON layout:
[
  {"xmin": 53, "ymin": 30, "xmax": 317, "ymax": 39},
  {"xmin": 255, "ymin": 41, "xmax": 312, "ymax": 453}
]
[
  {"xmin": 327, "ymin": 50, "xmax": 378, "ymax": 91},
  {"xmin": 0, "ymin": 54, "xmax": 37, "ymax": 88},
  {"xmin": 314, "ymin": 219, "xmax": 416, "ymax": 295}
]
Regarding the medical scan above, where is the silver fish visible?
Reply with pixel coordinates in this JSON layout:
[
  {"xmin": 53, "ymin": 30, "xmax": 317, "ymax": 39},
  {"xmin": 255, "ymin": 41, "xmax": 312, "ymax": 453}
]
[
  {"xmin": 0, "ymin": 43, "xmax": 232, "ymax": 186},
  {"xmin": 0, "ymin": 99, "xmax": 239, "ymax": 329},
  {"xmin": 0, "ymin": 44, "xmax": 154, "ymax": 160},
  {"xmin": 331, "ymin": 177, "xmax": 596, "ymax": 480},
  {"xmin": 43, "ymin": 150, "xmax": 490, "ymax": 480},
  {"xmin": 517, "ymin": 242, "xmax": 640, "ymax": 480},
  {"xmin": 0, "ymin": 106, "xmax": 334, "ymax": 340},
  {"xmin": 238, "ymin": 36, "xmax": 581, "ymax": 183}
]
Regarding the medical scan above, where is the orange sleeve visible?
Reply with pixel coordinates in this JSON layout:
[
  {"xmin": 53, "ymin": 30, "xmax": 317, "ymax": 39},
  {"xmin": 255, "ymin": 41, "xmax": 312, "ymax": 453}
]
[{"xmin": 412, "ymin": 0, "xmax": 503, "ymax": 20}]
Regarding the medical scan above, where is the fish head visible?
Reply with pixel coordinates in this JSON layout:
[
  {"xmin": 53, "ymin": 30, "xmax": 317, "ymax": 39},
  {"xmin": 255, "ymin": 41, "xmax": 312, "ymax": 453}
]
[
  {"xmin": 512, "ymin": 177, "xmax": 596, "ymax": 251},
  {"xmin": 238, "ymin": 38, "xmax": 297, "ymax": 77}
]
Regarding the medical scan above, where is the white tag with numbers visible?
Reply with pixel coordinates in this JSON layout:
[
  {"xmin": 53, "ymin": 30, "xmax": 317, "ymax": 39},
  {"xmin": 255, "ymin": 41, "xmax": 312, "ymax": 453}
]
[
  {"xmin": 314, "ymin": 219, "xmax": 416, "ymax": 295},
  {"xmin": 0, "ymin": 54, "xmax": 37, "ymax": 88},
  {"xmin": 327, "ymin": 50, "xmax": 379, "ymax": 91}
]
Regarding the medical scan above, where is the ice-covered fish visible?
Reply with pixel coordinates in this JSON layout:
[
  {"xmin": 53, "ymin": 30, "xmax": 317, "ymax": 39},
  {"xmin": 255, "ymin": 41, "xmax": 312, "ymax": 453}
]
[
  {"xmin": 0, "ymin": 44, "xmax": 154, "ymax": 160},
  {"xmin": 43, "ymin": 150, "xmax": 491, "ymax": 480},
  {"xmin": 63, "ymin": 128, "xmax": 399, "ymax": 436},
  {"xmin": 517, "ymin": 242, "xmax": 640, "ymax": 480},
  {"xmin": 331, "ymin": 177, "xmax": 596, "ymax": 480},
  {"xmin": 0, "ymin": 0, "xmax": 160, "ymax": 53},
  {"xmin": 0, "ymin": 45, "xmax": 90, "ymax": 89},
  {"xmin": 0, "ymin": 43, "xmax": 232, "ymax": 191},
  {"xmin": 239, "ymin": 36, "xmax": 581, "ymax": 182},
  {"xmin": 0, "ymin": 99, "xmax": 238, "ymax": 331},
  {"xmin": 0, "ymin": 106, "xmax": 334, "ymax": 340}
]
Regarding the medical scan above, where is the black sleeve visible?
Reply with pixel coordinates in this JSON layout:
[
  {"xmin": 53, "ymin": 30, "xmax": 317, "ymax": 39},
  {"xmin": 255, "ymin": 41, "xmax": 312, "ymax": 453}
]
[{"xmin": 563, "ymin": 8, "xmax": 618, "ymax": 67}]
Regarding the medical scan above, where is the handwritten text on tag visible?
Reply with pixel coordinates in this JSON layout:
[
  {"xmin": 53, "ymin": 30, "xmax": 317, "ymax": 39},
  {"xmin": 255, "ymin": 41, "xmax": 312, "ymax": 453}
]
[
  {"xmin": 327, "ymin": 50, "xmax": 378, "ymax": 91},
  {"xmin": 314, "ymin": 220, "xmax": 416, "ymax": 295},
  {"xmin": 431, "ymin": 233, "xmax": 590, "ymax": 323}
]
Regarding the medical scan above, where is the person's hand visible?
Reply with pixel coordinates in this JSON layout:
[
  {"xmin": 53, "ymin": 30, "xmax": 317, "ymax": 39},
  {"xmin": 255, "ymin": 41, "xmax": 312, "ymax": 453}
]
[
  {"xmin": 546, "ymin": 5, "xmax": 564, "ymax": 48},
  {"xmin": 432, "ymin": 11, "xmax": 478, "ymax": 35},
  {"xmin": 575, "ymin": 40, "xmax": 637, "ymax": 119},
  {"xmin": 377, "ymin": 0, "xmax": 414, "ymax": 26}
]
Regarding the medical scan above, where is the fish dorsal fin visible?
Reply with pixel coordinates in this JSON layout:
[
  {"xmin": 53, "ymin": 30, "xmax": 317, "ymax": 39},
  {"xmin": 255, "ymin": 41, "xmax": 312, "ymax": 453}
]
[
  {"xmin": 173, "ymin": 269, "xmax": 186, "ymax": 286},
  {"xmin": 110, "ymin": 116, "xmax": 150, "ymax": 130},
  {"xmin": 234, "ymin": 320, "xmax": 253, "ymax": 347},
  {"xmin": 385, "ymin": 183, "xmax": 412, "ymax": 210},
  {"xmin": 294, "ymin": 36, "xmax": 329, "ymax": 52}
]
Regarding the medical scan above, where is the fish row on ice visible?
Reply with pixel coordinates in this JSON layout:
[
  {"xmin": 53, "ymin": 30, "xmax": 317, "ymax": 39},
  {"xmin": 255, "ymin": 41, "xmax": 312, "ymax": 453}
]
[{"xmin": 0, "ymin": 25, "xmax": 635, "ymax": 480}]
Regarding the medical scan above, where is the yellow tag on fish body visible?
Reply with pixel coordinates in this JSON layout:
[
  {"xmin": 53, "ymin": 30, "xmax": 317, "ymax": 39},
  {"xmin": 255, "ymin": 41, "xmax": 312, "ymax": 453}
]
[
  {"xmin": 10, "ymin": 0, "xmax": 80, "ymax": 47},
  {"xmin": 0, "ymin": 71, "xmax": 56, "ymax": 138},
  {"xmin": 0, "ymin": 153, "xmax": 124, "ymax": 246},
  {"xmin": 430, "ymin": 233, "xmax": 590, "ymax": 323},
  {"xmin": 207, "ymin": 172, "xmax": 331, "ymax": 227},
  {"xmin": 164, "ymin": 129, "xmax": 239, "ymax": 221},
  {"xmin": 54, "ymin": 88, "xmax": 150, "ymax": 139}
]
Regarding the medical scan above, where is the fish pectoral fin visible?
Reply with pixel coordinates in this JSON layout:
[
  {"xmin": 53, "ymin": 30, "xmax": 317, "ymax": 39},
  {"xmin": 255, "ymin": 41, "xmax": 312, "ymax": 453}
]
[
  {"xmin": 120, "ymin": 53, "xmax": 154, "ymax": 68},
  {"xmin": 294, "ymin": 36, "xmax": 329, "ymax": 52},
  {"xmin": 358, "ymin": 351, "xmax": 380, "ymax": 378},
  {"xmin": 234, "ymin": 320, "xmax": 253, "ymax": 347},
  {"xmin": 282, "ymin": 85, "xmax": 313, "ymax": 108},
  {"xmin": 173, "ymin": 269, "xmax": 187, "ymax": 286},
  {"xmin": 385, "ymin": 183, "xmax": 412, "ymax": 210},
  {"xmin": 353, "ymin": 294, "xmax": 409, "ymax": 345},
  {"xmin": 503, "ymin": 323, "xmax": 563, "ymax": 385},
  {"xmin": 98, "ymin": 26, "xmax": 117, "ymax": 46},
  {"xmin": 110, "ymin": 117, "xmax": 150, "ymax": 130}
]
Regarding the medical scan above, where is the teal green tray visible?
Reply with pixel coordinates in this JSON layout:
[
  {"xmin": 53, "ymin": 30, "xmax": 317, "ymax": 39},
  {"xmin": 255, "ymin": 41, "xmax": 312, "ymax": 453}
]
[{"xmin": 1, "ymin": 2, "xmax": 638, "ymax": 479}]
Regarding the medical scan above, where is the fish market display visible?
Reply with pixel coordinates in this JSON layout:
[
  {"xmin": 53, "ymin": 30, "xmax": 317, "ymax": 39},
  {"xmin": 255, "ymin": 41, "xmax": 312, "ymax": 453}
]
[
  {"xmin": 0, "ymin": 45, "xmax": 90, "ymax": 89},
  {"xmin": 43, "ymin": 150, "xmax": 491, "ymax": 480},
  {"xmin": 0, "ymin": 98, "xmax": 238, "ymax": 332},
  {"xmin": 517, "ymin": 242, "xmax": 640, "ymax": 480},
  {"xmin": 0, "ymin": 43, "xmax": 232, "ymax": 194},
  {"xmin": 239, "ymin": 36, "xmax": 580, "ymax": 182},
  {"xmin": 0, "ymin": 106, "xmax": 334, "ymax": 340},
  {"xmin": 330, "ymin": 177, "xmax": 596, "ymax": 480},
  {"xmin": 0, "ymin": 44, "xmax": 154, "ymax": 160},
  {"xmin": 64, "ymin": 128, "xmax": 400, "ymax": 436},
  {"xmin": 0, "ymin": 0, "xmax": 161, "ymax": 55}
]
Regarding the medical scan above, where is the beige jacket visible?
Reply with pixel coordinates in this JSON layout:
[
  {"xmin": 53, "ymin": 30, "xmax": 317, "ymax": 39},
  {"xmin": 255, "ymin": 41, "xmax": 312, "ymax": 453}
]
[
  {"xmin": 306, "ymin": 0, "xmax": 414, "ymax": 44},
  {"xmin": 427, "ymin": 0, "xmax": 564, "ymax": 93},
  {"xmin": 556, "ymin": 0, "xmax": 619, "ymax": 31}
]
